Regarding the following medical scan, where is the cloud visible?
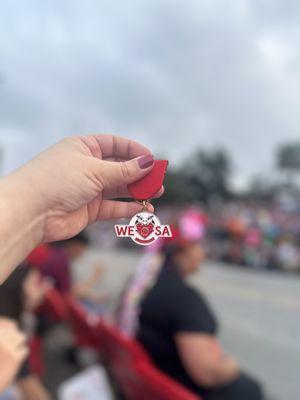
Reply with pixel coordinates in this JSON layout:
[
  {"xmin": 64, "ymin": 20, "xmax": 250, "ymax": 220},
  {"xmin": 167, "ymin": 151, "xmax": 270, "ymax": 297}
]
[{"xmin": 0, "ymin": 0, "xmax": 300, "ymax": 184}]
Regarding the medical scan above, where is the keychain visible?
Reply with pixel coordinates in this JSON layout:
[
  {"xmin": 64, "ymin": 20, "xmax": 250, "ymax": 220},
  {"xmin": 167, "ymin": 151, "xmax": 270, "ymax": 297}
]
[{"xmin": 114, "ymin": 160, "xmax": 172, "ymax": 245}]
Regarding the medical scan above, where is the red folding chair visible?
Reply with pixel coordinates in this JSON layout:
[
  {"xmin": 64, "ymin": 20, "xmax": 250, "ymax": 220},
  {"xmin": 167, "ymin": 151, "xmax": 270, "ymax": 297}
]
[
  {"xmin": 42, "ymin": 288, "xmax": 68, "ymax": 321},
  {"xmin": 64, "ymin": 298, "xmax": 201, "ymax": 400},
  {"xmin": 28, "ymin": 335, "xmax": 44, "ymax": 376},
  {"xmin": 134, "ymin": 360, "xmax": 201, "ymax": 400},
  {"xmin": 64, "ymin": 295, "xmax": 102, "ymax": 348},
  {"xmin": 29, "ymin": 289, "xmax": 68, "ymax": 376},
  {"xmin": 100, "ymin": 321, "xmax": 150, "ymax": 398},
  {"xmin": 99, "ymin": 321, "xmax": 201, "ymax": 400},
  {"xmin": 98, "ymin": 320, "xmax": 150, "ymax": 365}
]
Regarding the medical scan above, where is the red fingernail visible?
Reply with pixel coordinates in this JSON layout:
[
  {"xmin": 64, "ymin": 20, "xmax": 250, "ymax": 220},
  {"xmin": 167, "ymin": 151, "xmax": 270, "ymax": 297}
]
[{"xmin": 138, "ymin": 154, "xmax": 154, "ymax": 169}]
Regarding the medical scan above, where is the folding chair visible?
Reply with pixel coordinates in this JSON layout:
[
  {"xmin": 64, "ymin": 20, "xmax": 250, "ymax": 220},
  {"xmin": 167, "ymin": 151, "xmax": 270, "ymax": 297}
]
[
  {"xmin": 64, "ymin": 298, "xmax": 202, "ymax": 400},
  {"xmin": 99, "ymin": 321, "xmax": 201, "ymax": 400},
  {"xmin": 96, "ymin": 321, "xmax": 150, "ymax": 398},
  {"xmin": 64, "ymin": 295, "xmax": 102, "ymax": 348},
  {"xmin": 134, "ymin": 360, "xmax": 201, "ymax": 400},
  {"xmin": 43, "ymin": 288, "xmax": 68, "ymax": 322}
]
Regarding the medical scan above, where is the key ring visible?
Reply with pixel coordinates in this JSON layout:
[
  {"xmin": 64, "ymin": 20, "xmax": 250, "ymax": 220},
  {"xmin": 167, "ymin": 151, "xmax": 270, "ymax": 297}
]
[{"xmin": 136, "ymin": 200, "xmax": 149, "ymax": 212}]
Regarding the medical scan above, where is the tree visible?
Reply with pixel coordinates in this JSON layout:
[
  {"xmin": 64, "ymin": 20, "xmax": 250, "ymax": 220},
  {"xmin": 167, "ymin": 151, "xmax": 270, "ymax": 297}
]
[
  {"xmin": 277, "ymin": 142, "xmax": 300, "ymax": 185},
  {"xmin": 156, "ymin": 147, "xmax": 233, "ymax": 205},
  {"xmin": 245, "ymin": 175, "xmax": 277, "ymax": 201},
  {"xmin": 158, "ymin": 169, "xmax": 189, "ymax": 205},
  {"xmin": 184, "ymin": 148, "xmax": 232, "ymax": 204}
]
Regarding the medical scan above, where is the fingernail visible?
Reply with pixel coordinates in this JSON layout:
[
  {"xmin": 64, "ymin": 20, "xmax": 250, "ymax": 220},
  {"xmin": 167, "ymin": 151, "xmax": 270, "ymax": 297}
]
[{"xmin": 138, "ymin": 154, "xmax": 154, "ymax": 169}]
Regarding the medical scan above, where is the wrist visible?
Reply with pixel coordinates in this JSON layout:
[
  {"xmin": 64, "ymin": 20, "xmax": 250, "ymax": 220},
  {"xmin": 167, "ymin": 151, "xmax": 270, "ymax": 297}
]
[
  {"xmin": 0, "ymin": 170, "xmax": 45, "ymax": 280},
  {"xmin": 4, "ymin": 168, "xmax": 45, "ymax": 235}
]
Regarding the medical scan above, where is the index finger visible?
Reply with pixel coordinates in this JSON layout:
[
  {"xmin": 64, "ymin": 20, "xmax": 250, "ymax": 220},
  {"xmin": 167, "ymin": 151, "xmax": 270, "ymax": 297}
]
[{"xmin": 92, "ymin": 134, "xmax": 151, "ymax": 160}]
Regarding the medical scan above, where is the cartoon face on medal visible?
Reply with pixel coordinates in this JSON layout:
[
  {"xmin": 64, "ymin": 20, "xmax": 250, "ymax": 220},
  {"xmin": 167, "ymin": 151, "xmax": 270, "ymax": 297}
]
[
  {"xmin": 114, "ymin": 160, "xmax": 172, "ymax": 246},
  {"xmin": 116, "ymin": 210, "xmax": 171, "ymax": 245}
]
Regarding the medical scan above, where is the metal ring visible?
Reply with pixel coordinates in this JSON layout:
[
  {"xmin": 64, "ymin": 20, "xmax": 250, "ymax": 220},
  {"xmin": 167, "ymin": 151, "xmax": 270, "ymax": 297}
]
[{"xmin": 136, "ymin": 200, "xmax": 149, "ymax": 212}]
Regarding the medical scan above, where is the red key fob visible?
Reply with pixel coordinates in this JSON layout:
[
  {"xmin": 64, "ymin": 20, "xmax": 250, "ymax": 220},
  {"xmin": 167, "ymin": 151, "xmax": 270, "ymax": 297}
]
[{"xmin": 128, "ymin": 160, "xmax": 169, "ymax": 200}]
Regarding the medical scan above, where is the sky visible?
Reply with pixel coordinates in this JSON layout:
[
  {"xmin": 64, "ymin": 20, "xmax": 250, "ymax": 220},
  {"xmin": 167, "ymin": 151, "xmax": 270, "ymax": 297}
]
[{"xmin": 0, "ymin": 0, "xmax": 300, "ymax": 187}]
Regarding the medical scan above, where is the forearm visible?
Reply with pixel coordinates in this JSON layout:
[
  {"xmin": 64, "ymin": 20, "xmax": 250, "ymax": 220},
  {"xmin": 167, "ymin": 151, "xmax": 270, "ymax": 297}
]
[
  {"xmin": 213, "ymin": 356, "xmax": 239, "ymax": 385},
  {"xmin": 199, "ymin": 356, "xmax": 239, "ymax": 387},
  {"xmin": 188, "ymin": 355, "xmax": 239, "ymax": 388},
  {"xmin": 0, "ymin": 171, "xmax": 44, "ymax": 282}
]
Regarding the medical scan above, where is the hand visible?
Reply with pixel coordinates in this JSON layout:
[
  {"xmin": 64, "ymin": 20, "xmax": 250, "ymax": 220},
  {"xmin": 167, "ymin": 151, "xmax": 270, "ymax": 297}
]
[
  {"xmin": 12, "ymin": 135, "xmax": 162, "ymax": 243},
  {"xmin": 0, "ymin": 134, "xmax": 163, "ymax": 283},
  {"xmin": 0, "ymin": 318, "xmax": 29, "ymax": 392},
  {"xmin": 23, "ymin": 270, "xmax": 52, "ymax": 311}
]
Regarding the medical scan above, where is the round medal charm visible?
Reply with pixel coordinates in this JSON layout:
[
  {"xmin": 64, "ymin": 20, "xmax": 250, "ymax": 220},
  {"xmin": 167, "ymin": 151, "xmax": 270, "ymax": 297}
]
[{"xmin": 115, "ymin": 211, "xmax": 172, "ymax": 245}]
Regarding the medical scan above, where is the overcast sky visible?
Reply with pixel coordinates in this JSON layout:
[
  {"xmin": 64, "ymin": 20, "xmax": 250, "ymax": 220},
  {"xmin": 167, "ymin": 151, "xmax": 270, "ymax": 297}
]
[{"xmin": 0, "ymin": 0, "xmax": 300, "ymax": 186}]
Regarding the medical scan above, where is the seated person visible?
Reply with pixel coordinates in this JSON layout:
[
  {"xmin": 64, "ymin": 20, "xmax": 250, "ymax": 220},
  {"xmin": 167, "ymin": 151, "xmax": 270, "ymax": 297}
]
[
  {"xmin": 27, "ymin": 235, "xmax": 108, "ymax": 367},
  {"xmin": 75, "ymin": 264, "xmax": 109, "ymax": 315},
  {"xmin": 117, "ymin": 227, "xmax": 265, "ymax": 400},
  {"xmin": 28, "ymin": 234, "xmax": 108, "ymax": 309},
  {"xmin": 0, "ymin": 265, "xmax": 51, "ymax": 400},
  {"xmin": 27, "ymin": 237, "xmax": 80, "ymax": 294},
  {"xmin": 0, "ymin": 317, "xmax": 28, "ymax": 397}
]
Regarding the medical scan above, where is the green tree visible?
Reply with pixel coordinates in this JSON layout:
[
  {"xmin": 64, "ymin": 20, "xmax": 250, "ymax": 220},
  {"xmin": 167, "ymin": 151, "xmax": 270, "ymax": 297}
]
[
  {"xmin": 156, "ymin": 148, "xmax": 233, "ymax": 205},
  {"xmin": 158, "ymin": 169, "xmax": 189, "ymax": 205},
  {"xmin": 185, "ymin": 148, "xmax": 232, "ymax": 203},
  {"xmin": 277, "ymin": 142, "xmax": 300, "ymax": 185}
]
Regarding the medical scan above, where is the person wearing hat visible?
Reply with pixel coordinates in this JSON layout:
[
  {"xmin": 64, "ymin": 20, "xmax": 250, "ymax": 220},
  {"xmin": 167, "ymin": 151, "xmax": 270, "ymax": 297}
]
[{"xmin": 118, "ymin": 222, "xmax": 264, "ymax": 400}]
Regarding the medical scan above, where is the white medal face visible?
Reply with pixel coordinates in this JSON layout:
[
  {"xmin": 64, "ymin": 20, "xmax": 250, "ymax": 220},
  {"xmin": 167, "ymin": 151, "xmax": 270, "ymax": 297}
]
[{"xmin": 114, "ymin": 211, "xmax": 172, "ymax": 245}]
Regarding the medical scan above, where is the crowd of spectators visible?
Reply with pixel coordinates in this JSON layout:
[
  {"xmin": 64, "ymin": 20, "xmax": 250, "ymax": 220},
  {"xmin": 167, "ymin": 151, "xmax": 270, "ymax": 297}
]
[{"xmin": 207, "ymin": 198, "xmax": 300, "ymax": 272}]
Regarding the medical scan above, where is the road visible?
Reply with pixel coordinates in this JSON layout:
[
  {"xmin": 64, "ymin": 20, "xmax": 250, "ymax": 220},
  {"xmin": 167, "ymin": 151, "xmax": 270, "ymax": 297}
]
[{"xmin": 73, "ymin": 248, "xmax": 300, "ymax": 400}]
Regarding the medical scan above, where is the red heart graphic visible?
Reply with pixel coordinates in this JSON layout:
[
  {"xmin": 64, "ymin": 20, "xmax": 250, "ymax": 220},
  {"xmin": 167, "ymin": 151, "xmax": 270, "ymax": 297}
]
[{"xmin": 136, "ymin": 223, "xmax": 154, "ymax": 238}]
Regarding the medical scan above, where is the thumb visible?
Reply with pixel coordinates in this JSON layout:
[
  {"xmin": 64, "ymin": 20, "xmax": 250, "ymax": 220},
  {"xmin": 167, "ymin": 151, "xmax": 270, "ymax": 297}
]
[{"xmin": 97, "ymin": 154, "xmax": 154, "ymax": 188}]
